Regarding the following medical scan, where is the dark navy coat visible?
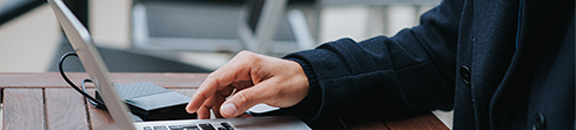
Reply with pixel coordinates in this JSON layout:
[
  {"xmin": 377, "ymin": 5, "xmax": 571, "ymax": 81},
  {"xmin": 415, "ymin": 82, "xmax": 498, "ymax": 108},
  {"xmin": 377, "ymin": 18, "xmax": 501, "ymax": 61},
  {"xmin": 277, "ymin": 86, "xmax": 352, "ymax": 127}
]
[{"xmin": 282, "ymin": 0, "xmax": 574, "ymax": 129}]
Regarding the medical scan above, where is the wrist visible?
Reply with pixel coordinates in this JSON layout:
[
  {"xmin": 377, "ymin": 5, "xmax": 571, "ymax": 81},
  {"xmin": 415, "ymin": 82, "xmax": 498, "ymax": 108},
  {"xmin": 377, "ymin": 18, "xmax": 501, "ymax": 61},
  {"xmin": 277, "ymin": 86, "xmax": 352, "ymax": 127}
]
[{"xmin": 281, "ymin": 58, "xmax": 322, "ymax": 119}]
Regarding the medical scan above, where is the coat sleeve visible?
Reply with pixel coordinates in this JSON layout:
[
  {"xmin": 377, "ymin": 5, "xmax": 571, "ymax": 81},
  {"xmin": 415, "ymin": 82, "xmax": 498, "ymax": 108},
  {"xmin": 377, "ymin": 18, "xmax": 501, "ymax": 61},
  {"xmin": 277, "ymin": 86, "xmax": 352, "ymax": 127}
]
[{"xmin": 280, "ymin": 0, "xmax": 463, "ymax": 126}]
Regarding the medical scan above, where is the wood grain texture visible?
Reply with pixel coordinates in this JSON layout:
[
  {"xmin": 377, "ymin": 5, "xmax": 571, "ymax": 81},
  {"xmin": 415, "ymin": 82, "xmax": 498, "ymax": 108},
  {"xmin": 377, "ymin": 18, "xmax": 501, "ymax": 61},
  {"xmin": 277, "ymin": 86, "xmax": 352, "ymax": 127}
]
[
  {"xmin": 0, "ymin": 72, "xmax": 207, "ymax": 88},
  {"xmin": 45, "ymin": 88, "xmax": 90, "ymax": 130},
  {"xmin": 384, "ymin": 113, "xmax": 450, "ymax": 130},
  {"xmin": 86, "ymin": 89, "xmax": 120, "ymax": 130},
  {"xmin": 3, "ymin": 88, "xmax": 45, "ymax": 130}
]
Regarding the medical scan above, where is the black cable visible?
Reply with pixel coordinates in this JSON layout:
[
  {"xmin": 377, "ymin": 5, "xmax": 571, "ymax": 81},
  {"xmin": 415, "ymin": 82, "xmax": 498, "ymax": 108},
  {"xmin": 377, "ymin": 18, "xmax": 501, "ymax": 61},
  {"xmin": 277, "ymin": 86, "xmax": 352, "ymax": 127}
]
[
  {"xmin": 59, "ymin": 51, "xmax": 107, "ymax": 109},
  {"xmin": 81, "ymin": 79, "xmax": 101, "ymax": 108}
]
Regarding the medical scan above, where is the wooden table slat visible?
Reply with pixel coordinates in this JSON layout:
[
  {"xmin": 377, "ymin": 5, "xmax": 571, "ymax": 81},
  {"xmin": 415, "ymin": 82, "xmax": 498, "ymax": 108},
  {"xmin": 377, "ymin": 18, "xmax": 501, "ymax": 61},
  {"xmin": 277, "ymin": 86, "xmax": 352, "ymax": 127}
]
[
  {"xmin": 86, "ymin": 89, "xmax": 119, "ymax": 130},
  {"xmin": 45, "ymin": 88, "xmax": 90, "ymax": 130},
  {"xmin": 3, "ymin": 88, "xmax": 45, "ymax": 130}
]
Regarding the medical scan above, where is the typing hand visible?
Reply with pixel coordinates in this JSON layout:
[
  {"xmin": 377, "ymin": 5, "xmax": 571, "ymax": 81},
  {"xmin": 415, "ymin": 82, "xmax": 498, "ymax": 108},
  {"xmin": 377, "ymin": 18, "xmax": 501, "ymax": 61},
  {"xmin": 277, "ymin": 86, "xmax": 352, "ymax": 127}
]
[{"xmin": 186, "ymin": 51, "xmax": 309, "ymax": 119}]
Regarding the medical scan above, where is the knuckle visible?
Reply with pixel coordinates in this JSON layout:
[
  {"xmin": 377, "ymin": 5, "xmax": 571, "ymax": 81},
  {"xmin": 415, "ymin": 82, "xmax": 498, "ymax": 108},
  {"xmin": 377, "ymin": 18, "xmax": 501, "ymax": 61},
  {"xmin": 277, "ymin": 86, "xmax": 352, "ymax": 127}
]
[
  {"xmin": 238, "ymin": 50, "xmax": 254, "ymax": 56},
  {"xmin": 239, "ymin": 51, "xmax": 259, "ymax": 60},
  {"xmin": 206, "ymin": 74, "xmax": 224, "ymax": 87},
  {"xmin": 194, "ymin": 91, "xmax": 203, "ymax": 98},
  {"xmin": 206, "ymin": 73, "xmax": 218, "ymax": 80},
  {"xmin": 238, "ymin": 50, "xmax": 250, "ymax": 55},
  {"xmin": 196, "ymin": 92, "xmax": 209, "ymax": 101}
]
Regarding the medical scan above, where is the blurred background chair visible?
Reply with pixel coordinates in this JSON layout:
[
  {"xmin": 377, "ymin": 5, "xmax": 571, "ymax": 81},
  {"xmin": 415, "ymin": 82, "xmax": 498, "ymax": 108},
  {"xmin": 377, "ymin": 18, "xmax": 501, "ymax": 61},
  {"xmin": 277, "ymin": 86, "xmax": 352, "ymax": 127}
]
[{"xmin": 130, "ymin": 0, "xmax": 317, "ymax": 57}]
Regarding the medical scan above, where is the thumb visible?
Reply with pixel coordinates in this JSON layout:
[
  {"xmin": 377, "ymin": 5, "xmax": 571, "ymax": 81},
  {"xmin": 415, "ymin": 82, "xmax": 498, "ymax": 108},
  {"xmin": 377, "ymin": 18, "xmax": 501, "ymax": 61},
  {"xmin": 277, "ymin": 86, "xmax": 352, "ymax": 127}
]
[{"xmin": 220, "ymin": 81, "xmax": 275, "ymax": 118}]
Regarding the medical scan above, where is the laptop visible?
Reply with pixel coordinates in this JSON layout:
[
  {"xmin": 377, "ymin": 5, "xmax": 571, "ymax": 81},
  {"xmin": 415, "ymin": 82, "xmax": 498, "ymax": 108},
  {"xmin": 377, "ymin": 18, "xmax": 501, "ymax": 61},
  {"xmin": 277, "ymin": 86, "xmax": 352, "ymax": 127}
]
[{"xmin": 48, "ymin": 0, "xmax": 311, "ymax": 129}]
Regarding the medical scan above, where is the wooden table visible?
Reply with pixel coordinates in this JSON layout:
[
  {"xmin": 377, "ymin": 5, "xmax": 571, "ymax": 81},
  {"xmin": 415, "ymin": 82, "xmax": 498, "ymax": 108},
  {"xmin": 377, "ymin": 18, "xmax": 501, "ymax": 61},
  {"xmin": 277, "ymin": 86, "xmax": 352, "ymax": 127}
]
[{"xmin": 0, "ymin": 72, "xmax": 449, "ymax": 130}]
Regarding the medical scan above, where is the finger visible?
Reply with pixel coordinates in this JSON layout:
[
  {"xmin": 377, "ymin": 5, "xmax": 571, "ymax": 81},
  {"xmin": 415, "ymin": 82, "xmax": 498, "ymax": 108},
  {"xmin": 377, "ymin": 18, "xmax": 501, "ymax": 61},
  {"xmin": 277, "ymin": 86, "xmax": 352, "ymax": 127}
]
[
  {"xmin": 195, "ymin": 95, "xmax": 218, "ymax": 119},
  {"xmin": 186, "ymin": 52, "xmax": 257, "ymax": 113},
  {"xmin": 213, "ymin": 103, "xmax": 223, "ymax": 118},
  {"xmin": 214, "ymin": 85, "xmax": 240, "ymax": 118},
  {"xmin": 196, "ymin": 105, "xmax": 212, "ymax": 119},
  {"xmin": 219, "ymin": 80, "xmax": 278, "ymax": 118},
  {"xmin": 218, "ymin": 85, "xmax": 236, "ymax": 98},
  {"xmin": 212, "ymin": 94, "xmax": 226, "ymax": 118},
  {"xmin": 186, "ymin": 67, "xmax": 245, "ymax": 113},
  {"xmin": 186, "ymin": 75, "xmax": 222, "ymax": 113}
]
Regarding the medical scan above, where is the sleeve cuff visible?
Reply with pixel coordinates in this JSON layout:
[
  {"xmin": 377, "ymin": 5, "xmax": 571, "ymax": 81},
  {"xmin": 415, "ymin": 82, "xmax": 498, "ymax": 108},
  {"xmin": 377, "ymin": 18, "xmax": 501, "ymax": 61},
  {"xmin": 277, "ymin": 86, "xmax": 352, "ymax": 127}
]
[{"xmin": 280, "ymin": 57, "xmax": 322, "ymax": 119}]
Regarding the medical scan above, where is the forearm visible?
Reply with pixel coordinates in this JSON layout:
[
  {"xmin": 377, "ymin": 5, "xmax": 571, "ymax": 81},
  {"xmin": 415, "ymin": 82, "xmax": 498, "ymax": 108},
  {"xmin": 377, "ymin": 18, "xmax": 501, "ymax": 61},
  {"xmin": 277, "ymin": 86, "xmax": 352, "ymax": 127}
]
[{"xmin": 282, "ymin": 35, "xmax": 453, "ymax": 120}]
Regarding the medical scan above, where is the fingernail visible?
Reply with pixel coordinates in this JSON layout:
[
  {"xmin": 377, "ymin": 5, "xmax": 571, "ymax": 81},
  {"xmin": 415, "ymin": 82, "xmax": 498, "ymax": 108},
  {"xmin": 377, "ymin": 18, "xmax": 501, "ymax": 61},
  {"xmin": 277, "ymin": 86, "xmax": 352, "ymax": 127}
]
[
  {"xmin": 186, "ymin": 109, "xmax": 195, "ymax": 114},
  {"xmin": 185, "ymin": 104, "xmax": 195, "ymax": 113},
  {"xmin": 222, "ymin": 103, "xmax": 237, "ymax": 117}
]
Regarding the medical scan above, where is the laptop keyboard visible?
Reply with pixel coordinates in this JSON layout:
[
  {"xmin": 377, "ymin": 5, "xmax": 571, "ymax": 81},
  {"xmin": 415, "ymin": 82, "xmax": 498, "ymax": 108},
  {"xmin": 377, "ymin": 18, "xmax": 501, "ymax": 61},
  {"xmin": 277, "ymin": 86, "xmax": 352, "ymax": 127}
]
[{"xmin": 143, "ymin": 122, "xmax": 234, "ymax": 130}]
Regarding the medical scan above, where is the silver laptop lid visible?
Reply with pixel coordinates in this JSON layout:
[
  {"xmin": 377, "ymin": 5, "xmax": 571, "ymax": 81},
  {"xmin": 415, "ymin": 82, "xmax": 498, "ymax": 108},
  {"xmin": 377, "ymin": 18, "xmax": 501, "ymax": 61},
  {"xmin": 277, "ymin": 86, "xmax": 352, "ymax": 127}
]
[{"xmin": 48, "ymin": 0, "xmax": 136, "ymax": 129}]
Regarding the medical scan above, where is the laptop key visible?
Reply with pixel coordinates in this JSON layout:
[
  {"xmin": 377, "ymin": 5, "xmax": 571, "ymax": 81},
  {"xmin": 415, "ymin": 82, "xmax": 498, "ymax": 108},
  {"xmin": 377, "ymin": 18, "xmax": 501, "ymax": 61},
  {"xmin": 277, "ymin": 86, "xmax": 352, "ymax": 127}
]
[
  {"xmin": 182, "ymin": 124, "xmax": 199, "ymax": 130},
  {"xmin": 168, "ymin": 125, "xmax": 184, "ymax": 130},
  {"xmin": 198, "ymin": 124, "xmax": 215, "ymax": 130},
  {"xmin": 153, "ymin": 126, "xmax": 169, "ymax": 130},
  {"xmin": 143, "ymin": 126, "xmax": 153, "ymax": 130},
  {"xmin": 221, "ymin": 122, "xmax": 234, "ymax": 130}
]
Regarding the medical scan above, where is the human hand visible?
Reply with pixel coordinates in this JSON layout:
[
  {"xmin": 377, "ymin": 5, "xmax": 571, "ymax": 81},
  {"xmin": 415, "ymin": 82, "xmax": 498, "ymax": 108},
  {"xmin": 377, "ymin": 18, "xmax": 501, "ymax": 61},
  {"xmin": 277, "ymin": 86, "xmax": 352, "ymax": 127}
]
[{"xmin": 185, "ymin": 51, "xmax": 309, "ymax": 119}]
